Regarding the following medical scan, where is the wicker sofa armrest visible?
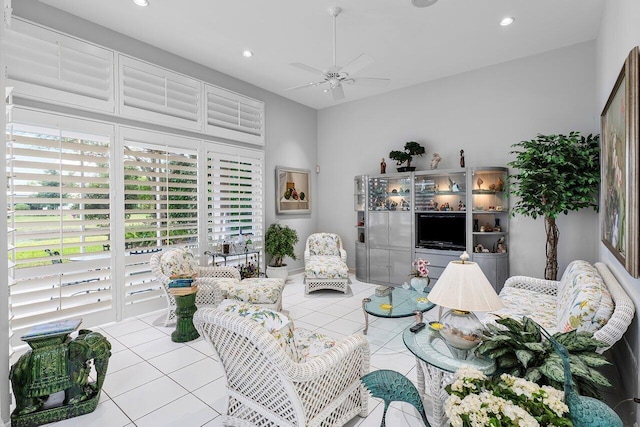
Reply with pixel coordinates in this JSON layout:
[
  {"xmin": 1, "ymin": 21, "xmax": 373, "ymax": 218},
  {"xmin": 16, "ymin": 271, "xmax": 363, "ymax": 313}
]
[
  {"xmin": 197, "ymin": 265, "xmax": 241, "ymax": 280},
  {"xmin": 503, "ymin": 275, "xmax": 560, "ymax": 296}
]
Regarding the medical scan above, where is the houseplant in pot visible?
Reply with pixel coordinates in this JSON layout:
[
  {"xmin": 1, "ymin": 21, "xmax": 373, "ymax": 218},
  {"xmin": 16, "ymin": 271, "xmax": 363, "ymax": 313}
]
[
  {"xmin": 389, "ymin": 141, "xmax": 426, "ymax": 172},
  {"xmin": 264, "ymin": 222, "xmax": 298, "ymax": 280}
]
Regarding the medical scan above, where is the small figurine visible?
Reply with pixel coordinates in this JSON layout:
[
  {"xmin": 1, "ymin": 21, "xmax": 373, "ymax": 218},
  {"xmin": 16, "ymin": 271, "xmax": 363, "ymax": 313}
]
[
  {"xmin": 477, "ymin": 177, "xmax": 484, "ymax": 190},
  {"xmin": 489, "ymin": 183, "xmax": 496, "ymax": 191},
  {"xmin": 497, "ymin": 236, "xmax": 507, "ymax": 253},
  {"xmin": 380, "ymin": 158, "xmax": 387, "ymax": 174},
  {"xmin": 496, "ymin": 176, "xmax": 504, "ymax": 191},
  {"xmin": 430, "ymin": 153, "xmax": 442, "ymax": 170},
  {"xmin": 458, "ymin": 200, "xmax": 464, "ymax": 211},
  {"xmin": 460, "ymin": 149, "xmax": 465, "ymax": 168}
]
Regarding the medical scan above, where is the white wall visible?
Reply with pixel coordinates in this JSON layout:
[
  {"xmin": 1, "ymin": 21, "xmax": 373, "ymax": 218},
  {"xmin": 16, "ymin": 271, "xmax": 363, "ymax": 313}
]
[
  {"xmin": 318, "ymin": 41, "xmax": 599, "ymax": 279},
  {"xmin": 12, "ymin": 0, "xmax": 318, "ymax": 272},
  {"xmin": 597, "ymin": 0, "xmax": 640, "ymax": 422}
]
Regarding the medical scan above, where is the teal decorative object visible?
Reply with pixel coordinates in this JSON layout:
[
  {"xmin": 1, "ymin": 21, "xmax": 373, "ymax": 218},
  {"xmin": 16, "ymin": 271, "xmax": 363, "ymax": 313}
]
[
  {"xmin": 9, "ymin": 319, "xmax": 111, "ymax": 427},
  {"xmin": 361, "ymin": 370, "xmax": 430, "ymax": 427},
  {"xmin": 541, "ymin": 328, "xmax": 623, "ymax": 427}
]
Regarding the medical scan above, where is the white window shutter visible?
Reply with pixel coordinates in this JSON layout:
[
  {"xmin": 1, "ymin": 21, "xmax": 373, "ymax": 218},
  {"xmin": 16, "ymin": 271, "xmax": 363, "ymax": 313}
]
[
  {"xmin": 205, "ymin": 84, "xmax": 265, "ymax": 146},
  {"xmin": 5, "ymin": 19, "xmax": 115, "ymax": 112},
  {"xmin": 119, "ymin": 55, "xmax": 202, "ymax": 131}
]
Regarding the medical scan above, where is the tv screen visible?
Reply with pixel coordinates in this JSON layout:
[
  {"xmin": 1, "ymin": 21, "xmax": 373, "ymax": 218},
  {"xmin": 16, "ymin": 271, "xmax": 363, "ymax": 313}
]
[{"xmin": 416, "ymin": 213, "xmax": 466, "ymax": 251}]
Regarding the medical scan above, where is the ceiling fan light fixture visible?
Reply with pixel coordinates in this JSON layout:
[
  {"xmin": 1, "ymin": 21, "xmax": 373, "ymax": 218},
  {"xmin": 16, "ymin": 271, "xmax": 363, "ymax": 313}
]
[
  {"xmin": 242, "ymin": 50, "xmax": 254, "ymax": 58},
  {"xmin": 133, "ymin": 0, "xmax": 149, "ymax": 6},
  {"xmin": 412, "ymin": 0, "xmax": 438, "ymax": 8},
  {"xmin": 500, "ymin": 16, "xmax": 515, "ymax": 26}
]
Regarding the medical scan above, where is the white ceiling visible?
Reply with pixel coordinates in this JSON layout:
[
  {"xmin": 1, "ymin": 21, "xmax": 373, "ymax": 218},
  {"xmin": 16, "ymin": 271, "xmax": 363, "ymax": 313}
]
[{"xmin": 40, "ymin": 0, "xmax": 604, "ymax": 110}]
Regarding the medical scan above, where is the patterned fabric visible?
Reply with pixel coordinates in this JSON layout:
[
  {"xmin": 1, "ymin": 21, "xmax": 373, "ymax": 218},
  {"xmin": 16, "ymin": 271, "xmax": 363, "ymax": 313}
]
[
  {"xmin": 486, "ymin": 287, "xmax": 559, "ymax": 333},
  {"xmin": 305, "ymin": 255, "xmax": 349, "ymax": 279},
  {"xmin": 307, "ymin": 233, "xmax": 341, "ymax": 257},
  {"xmin": 293, "ymin": 328, "xmax": 336, "ymax": 362},
  {"xmin": 160, "ymin": 247, "xmax": 199, "ymax": 278},
  {"xmin": 226, "ymin": 278, "xmax": 284, "ymax": 304},
  {"xmin": 217, "ymin": 300, "xmax": 298, "ymax": 361},
  {"xmin": 556, "ymin": 260, "xmax": 613, "ymax": 333}
]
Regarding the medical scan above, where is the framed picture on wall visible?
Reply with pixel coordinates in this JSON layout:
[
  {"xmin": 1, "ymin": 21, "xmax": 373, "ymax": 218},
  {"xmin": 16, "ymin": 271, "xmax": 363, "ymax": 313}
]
[
  {"xmin": 601, "ymin": 46, "xmax": 639, "ymax": 278},
  {"xmin": 276, "ymin": 166, "xmax": 311, "ymax": 215}
]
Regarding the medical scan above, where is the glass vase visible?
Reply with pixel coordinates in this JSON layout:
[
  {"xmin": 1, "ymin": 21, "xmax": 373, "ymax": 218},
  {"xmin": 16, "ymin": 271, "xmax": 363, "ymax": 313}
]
[{"xmin": 410, "ymin": 277, "xmax": 430, "ymax": 293}]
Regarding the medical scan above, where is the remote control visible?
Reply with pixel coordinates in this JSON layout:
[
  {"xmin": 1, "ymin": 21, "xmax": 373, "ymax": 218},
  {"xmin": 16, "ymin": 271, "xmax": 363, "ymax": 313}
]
[{"xmin": 410, "ymin": 322, "xmax": 426, "ymax": 333}]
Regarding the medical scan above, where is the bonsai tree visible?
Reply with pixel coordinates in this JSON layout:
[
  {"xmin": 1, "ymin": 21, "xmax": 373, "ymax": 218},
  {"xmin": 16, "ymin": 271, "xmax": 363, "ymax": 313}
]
[
  {"xmin": 389, "ymin": 141, "xmax": 426, "ymax": 171},
  {"xmin": 508, "ymin": 132, "xmax": 599, "ymax": 280},
  {"xmin": 264, "ymin": 223, "xmax": 298, "ymax": 267}
]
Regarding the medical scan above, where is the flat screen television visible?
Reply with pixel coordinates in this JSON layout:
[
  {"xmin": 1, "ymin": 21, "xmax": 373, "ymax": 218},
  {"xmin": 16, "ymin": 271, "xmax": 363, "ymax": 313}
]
[{"xmin": 415, "ymin": 213, "xmax": 466, "ymax": 251}]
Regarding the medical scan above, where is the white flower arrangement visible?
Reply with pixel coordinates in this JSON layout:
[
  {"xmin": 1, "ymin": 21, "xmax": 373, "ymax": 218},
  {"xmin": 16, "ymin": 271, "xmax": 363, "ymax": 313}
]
[{"xmin": 445, "ymin": 366, "xmax": 572, "ymax": 427}]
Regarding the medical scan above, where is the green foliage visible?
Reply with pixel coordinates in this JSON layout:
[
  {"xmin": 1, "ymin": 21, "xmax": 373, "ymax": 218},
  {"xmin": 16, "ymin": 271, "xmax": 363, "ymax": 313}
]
[
  {"xmin": 264, "ymin": 223, "xmax": 298, "ymax": 267},
  {"xmin": 508, "ymin": 132, "xmax": 600, "ymax": 220},
  {"xmin": 388, "ymin": 141, "xmax": 426, "ymax": 168},
  {"xmin": 14, "ymin": 203, "xmax": 30, "ymax": 211},
  {"xmin": 477, "ymin": 316, "xmax": 611, "ymax": 399}
]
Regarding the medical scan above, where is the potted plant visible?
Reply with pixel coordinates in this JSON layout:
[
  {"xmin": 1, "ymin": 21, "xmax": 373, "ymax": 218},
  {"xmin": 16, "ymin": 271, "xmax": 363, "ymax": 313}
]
[
  {"xmin": 264, "ymin": 222, "xmax": 298, "ymax": 280},
  {"xmin": 508, "ymin": 132, "xmax": 599, "ymax": 280},
  {"xmin": 389, "ymin": 141, "xmax": 426, "ymax": 172}
]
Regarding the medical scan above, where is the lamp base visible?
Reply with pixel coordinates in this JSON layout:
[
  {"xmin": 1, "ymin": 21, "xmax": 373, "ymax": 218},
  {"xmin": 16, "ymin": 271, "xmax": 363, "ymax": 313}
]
[{"xmin": 439, "ymin": 309, "xmax": 483, "ymax": 359}]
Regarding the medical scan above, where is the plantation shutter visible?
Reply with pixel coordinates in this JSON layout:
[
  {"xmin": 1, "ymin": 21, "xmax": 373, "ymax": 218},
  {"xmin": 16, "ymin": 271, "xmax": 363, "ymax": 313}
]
[
  {"xmin": 119, "ymin": 55, "xmax": 202, "ymax": 131},
  {"xmin": 6, "ymin": 109, "xmax": 114, "ymax": 347},
  {"xmin": 5, "ymin": 19, "xmax": 114, "ymax": 112},
  {"xmin": 122, "ymin": 129, "xmax": 199, "ymax": 316},
  {"xmin": 207, "ymin": 145, "xmax": 264, "ymax": 269},
  {"xmin": 205, "ymin": 85, "xmax": 265, "ymax": 146}
]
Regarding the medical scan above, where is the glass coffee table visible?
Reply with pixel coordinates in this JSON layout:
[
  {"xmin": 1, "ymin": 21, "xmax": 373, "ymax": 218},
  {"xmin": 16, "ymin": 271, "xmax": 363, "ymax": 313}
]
[{"xmin": 362, "ymin": 286, "xmax": 435, "ymax": 334}]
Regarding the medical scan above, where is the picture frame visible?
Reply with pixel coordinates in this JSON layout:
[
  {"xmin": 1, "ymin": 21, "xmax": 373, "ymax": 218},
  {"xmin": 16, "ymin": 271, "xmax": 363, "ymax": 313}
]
[
  {"xmin": 601, "ymin": 46, "xmax": 639, "ymax": 278},
  {"xmin": 275, "ymin": 166, "xmax": 311, "ymax": 215}
]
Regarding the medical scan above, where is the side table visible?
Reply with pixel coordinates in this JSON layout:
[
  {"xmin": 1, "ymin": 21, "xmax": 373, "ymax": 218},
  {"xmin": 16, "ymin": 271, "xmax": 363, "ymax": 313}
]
[
  {"xmin": 170, "ymin": 287, "xmax": 200, "ymax": 342},
  {"xmin": 402, "ymin": 326, "xmax": 495, "ymax": 427}
]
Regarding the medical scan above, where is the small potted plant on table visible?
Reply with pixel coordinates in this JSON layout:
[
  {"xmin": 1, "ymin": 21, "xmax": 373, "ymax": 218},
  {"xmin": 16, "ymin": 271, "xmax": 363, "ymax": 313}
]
[{"xmin": 265, "ymin": 223, "xmax": 298, "ymax": 281}]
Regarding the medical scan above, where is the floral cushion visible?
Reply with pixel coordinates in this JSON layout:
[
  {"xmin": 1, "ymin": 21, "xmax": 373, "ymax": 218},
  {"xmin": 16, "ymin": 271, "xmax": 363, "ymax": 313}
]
[
  {"xmin": 160, "ymin": 247, "xmax": 199, "ymax": 278},
  {"xmin": 485, "ymin": 287, "xmax": 558, "ymax": 334},
  {"xmin": 305, "ymin": 255, "xmax": 348, "ymax": 279},
  {"xmin": 307, "ymin": 233, "xmax": 341, "ymax": 256},
  {"xmin": 556, "ymin": 261, "xmax": 613, "ymax": 333},
  {"xmin": 226, "ymin": 278, "xmax": 284, "ymax": 304},
  {"xmin": 217, "ymin": 300, "xmax": 298, "ymax": 361},
  {"xmin": 293, "ymin": 328, "xmax": 336, "ymax": 362}
]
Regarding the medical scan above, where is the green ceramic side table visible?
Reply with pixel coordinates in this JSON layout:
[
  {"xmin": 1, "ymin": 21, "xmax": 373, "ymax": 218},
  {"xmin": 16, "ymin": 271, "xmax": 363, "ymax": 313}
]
[{"xmin": 170, "ymin": 288, "xmax": 200, "ymax": 342}]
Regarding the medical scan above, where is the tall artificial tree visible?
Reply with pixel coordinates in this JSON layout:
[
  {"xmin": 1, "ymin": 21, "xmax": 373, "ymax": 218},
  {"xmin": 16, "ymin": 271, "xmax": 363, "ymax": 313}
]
[{"xmin": 508, "ymin": 132, "xmax": 600, "ymax": 280}]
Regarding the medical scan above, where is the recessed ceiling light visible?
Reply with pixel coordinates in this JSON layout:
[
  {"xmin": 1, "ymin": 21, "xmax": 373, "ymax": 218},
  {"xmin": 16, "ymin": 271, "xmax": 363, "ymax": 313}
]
[
  {"xmin": 242, "ymin": 50, "xmax": 254, "ymax": 58},
  {"xmin": 500, "ymin": 17, "xmax": 515, "ymax": 26},
  {"xmin": 133, "ymin": 0, "xmax": 149, "ymax": 6}
]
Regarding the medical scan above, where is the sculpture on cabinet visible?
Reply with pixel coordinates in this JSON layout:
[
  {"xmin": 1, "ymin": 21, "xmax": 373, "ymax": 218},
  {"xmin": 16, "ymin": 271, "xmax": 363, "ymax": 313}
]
[
  {"xmin": 380, "ymin": 158, "xmax": 386, "ymax": 174},
  {"xmin": 430, "ymin": 153, "xmax": 442, "ymax": 170},
  {"xmin": 460, "ymin": 149, "xmax": 465, "ymax": 167}
]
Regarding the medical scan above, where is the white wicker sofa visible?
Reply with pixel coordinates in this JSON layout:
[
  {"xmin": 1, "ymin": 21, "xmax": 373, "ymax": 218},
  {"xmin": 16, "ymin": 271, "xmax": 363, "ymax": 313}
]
[
  {"xmin": 194, "ymin": 300, "xmax": 370, "ymax": 427},
  {"xmin": 485, "ymin": 260, "xmax": 634, "ymax": 353}
]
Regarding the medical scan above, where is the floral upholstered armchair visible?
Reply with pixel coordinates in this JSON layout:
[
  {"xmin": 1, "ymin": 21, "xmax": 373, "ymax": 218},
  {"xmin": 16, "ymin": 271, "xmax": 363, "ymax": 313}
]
[
  {"xmin": 194, "ymin": 300, "xmax": 370, "ymax": 426},
  {"xmin": 304, "ymin": 233, "xmax": 350, "ymax": 294},
  {"xmin": 151, "ymin": 247, "xmax": 285, "ymax": 326}
]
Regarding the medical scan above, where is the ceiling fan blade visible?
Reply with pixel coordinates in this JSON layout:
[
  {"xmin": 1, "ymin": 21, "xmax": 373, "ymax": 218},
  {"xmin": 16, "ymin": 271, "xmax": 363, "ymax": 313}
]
[
  {"xmin": 290, "ymin": 62, "xmax": 326, "ymax": 76},
  {"xmin": 331, "ymin": 84, "xmax": 345, "ymax": 101},
  {"xmin": 284, "ymin": 81, "xmax": 326, "ymax": 91},
  {"xmin": 340, "ymin": 54, "xmax": 374, "ymax": 77},
  {"xmin": 349, "ymin": 77, "xmax": 391, "ymax": 88}
]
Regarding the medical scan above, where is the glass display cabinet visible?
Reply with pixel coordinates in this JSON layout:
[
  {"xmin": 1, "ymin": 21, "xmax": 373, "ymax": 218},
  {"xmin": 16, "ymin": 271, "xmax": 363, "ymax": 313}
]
[{"xmin": 354, "ymin": 175, "xmax": 368, "ymax": 281}]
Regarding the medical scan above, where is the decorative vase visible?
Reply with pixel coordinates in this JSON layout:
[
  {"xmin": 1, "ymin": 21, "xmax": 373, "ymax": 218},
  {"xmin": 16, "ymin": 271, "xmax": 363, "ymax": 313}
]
[{"xmin": 410, "ymin": 277, "xmax": 430, "ymax": 293}]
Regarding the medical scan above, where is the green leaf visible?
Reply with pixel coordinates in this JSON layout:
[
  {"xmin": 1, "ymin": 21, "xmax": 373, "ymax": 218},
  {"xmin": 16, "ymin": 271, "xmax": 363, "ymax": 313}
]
[
  {"xmin": 577, "ymin": 353, "xmax": 611, "ymax": 368},
  {"xmin": 515, "ymin": 349, "xmax": 535, "ymax": 368},
  {"xmin": 539, "ymin": 356, "xmax": 565, "ymax": 383},
  {"xmin": 523, "ymin": 342, "xmax": 545, "ymax": 352}
]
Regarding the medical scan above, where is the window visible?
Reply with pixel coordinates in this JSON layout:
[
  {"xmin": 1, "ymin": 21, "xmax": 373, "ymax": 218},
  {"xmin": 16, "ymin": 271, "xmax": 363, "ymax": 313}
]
[{"xmin": 6, "ymin": 110, "xmax": 114, "ymax": 346}]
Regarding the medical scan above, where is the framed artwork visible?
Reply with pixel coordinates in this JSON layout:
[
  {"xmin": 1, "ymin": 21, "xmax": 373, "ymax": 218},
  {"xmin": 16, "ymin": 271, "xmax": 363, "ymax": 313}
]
[
  {"xmin": 601, "ymin": 46, "xmax": 639, "ymax": 278},
  {"xmin": 276, "ymin": 166, "xmax": 311, "ymax": 215}
]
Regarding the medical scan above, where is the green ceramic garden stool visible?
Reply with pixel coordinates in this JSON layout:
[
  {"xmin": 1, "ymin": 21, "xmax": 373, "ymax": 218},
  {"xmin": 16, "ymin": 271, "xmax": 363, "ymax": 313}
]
[
  {"xmin": 361, "ymin": 369, "xmax": 430, "ymax": 427},
  {"xmin": 9, "ymin": 318, "xmax": 111, "ymax": 427},
  {"xmin": 170, "ymin": 288, "xmax": 200, "ymax": 342}
]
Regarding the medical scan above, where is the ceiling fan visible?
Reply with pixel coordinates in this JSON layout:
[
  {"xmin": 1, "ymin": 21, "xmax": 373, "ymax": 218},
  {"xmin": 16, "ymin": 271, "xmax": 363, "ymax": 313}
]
[{"xmin": 285, "ymin": 6, "xmax": 390, "ymax": 101}]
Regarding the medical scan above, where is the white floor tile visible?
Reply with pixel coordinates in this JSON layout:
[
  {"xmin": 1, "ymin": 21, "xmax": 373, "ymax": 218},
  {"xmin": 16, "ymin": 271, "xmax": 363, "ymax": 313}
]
[
  {"xmin": 187, "ymin": 337, "xmax": 217, "ymax": 357},
  {"xmin": 134, "ymin": 393, "xmax": 219, "ymax": 427},
  {"xmin": 297, "ymin": 311, "xmax": 339, "ymax": 328},
  {"xmin": 201, "ymin": 415, "xmax": 224, "ymax": 426},
  {"xmin": 370, "ymin": 350, "xmax": 416, "ymax": 376},
  {"xmin": 115, "ymin": 327, "xmax": 168, "ymax": 348},
  {"xmin": 168, "ymin": 357, "xmax": 224, "ymax": 391},
  {"xmin": 102, "ymin": 362, "xmax": 163, "ymax": 397},
  {"xmin": 112, "ymin": 376, "xmax": 188, "ymax": 421},
  {"xmin": 106, "ymin": 348, "xmax": 144, "ymax": 374},
  {"xmin": 193, "ymin": 376, "xmax": 227, "ymax": 414},
  {"xmin": 129, "ymin": 336, "xmax": 185, "ymax": 360},
  {"xmin": 323, "ymin": 317, "xmax": 365, "ymax": 336},
  {"xmin": 148, "ymin": 345, "xmax": 208, "ymax": 374},
  {"xmin": 101, "ymin": 319, "xmax": 151, "ymax": 338}
]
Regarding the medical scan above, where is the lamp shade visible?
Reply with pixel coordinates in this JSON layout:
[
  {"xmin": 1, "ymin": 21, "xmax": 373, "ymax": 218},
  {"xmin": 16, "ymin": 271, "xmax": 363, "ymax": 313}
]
[{"xmin": 428, "ymin": 256, "xmax": 503, "ymax": 312}]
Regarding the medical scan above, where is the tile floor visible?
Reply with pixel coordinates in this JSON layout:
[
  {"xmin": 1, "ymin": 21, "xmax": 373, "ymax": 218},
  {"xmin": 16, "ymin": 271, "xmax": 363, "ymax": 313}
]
[{"xmin": 25, "ymin": 272, "xmax": 626, "ymax": 427}]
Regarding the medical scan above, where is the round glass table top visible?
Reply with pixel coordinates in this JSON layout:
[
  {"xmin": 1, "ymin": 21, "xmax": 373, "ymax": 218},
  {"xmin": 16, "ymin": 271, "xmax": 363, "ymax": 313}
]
[
  {"xmin": 364, "ymin": 287, "xmax": 435, "ymax": 318},
  {"xmin": 403, "ymin": 327, "xmax": 496, "ymax": 374}
]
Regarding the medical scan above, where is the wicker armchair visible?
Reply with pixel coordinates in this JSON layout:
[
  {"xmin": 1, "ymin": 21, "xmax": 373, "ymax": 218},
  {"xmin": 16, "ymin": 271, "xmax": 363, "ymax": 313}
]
[
  {"xmin": 304, "ymin": 233, "xmax": 350, "ymax": 294},
  {"xmin": 150, "ymin": 248, "xmax": 240, "ymax": 326},
  {"xmin": 194, "ymin": 305, "xmax": 370, "ymax": 427}
]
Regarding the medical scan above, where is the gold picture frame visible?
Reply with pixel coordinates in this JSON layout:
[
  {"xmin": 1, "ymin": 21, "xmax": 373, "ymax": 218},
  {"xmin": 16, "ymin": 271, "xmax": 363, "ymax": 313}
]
[
  {"xmin": 276, "ymin": 166, "xmax": 311, "ymax": 215},
  {"xmin": 601, "ymin": 46, "xmax": 639, "ymax": 278}
]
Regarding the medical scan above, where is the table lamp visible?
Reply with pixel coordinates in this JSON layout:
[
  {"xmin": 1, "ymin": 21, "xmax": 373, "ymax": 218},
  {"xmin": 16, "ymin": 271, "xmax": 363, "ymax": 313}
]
[{"xmin": 427, "ymin": 251, "xmax": 503, "ymax": 359}]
